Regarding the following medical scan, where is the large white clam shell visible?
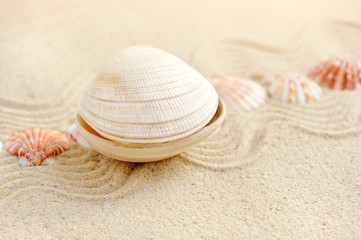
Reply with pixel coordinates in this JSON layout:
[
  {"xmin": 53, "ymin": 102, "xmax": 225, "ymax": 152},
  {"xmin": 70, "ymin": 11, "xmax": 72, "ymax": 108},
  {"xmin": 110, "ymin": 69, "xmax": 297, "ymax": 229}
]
[
  {"xmin": 78, "ymin": 46, "xmax": 224, "ymax": 162},
  {"xmin": 79, "ymin": 46, "xmax": 219, "ymax": 144}
]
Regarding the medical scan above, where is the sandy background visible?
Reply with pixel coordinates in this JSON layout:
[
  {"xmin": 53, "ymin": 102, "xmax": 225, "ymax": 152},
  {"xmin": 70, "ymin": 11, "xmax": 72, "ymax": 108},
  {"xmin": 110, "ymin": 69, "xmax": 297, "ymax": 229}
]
[{"xmin": 1, "ymin": 0, "xmax": 361, "ymax": 239}]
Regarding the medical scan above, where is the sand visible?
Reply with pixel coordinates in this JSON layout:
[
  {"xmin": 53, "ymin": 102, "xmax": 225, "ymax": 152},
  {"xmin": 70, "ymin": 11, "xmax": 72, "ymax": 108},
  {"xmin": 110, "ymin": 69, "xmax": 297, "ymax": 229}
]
[{"xmin": 1, "ymin": 0, "xmax": 361, "ymax": 238}]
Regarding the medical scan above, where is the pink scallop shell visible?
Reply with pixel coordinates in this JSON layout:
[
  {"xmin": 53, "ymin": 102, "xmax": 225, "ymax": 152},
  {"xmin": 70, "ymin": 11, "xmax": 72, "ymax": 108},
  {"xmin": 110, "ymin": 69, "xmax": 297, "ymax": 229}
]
[
  {"xmin": 67, "ymin": 123, "xmax": 92, "ymax": 148},
  {"xmin": 5, "ymin": 128, "xmax": 70, "ymax": 167},
  {"xmin": 269, "ymin": 73, "xmax": 322, "ymax": 104},
  {"xmin": 211, "ymin": 76, "xmax": 266, "ymax": 112},
  {"xmin": 309, "ymin": 54, "xmax": 361, "ymax": 90}
]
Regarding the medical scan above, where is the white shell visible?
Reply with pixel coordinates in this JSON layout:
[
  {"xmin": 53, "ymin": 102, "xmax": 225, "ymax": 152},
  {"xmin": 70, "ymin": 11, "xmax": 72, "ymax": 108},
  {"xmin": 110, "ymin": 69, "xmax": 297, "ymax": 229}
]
[
  {"xmin": 211, "ymin": 76, "xmax": 265, "ymax": 112},
  {"xmin": 67, "ymin": 123, "xmax": 92, "ymax": 148},
  {"xmin": 0, "ymin": 140, "xmax": 2, "ymax": 152},
  {"xmin": 76, "ymin": 98, "xmax": 226, "ymax": 162},
  {"xmin": 79, "ymin": 46, "xmax": 218, "ymax": 144},
  {"xmin": 269, "ymin": 73, "xmax": 322, "ymax": 104}
]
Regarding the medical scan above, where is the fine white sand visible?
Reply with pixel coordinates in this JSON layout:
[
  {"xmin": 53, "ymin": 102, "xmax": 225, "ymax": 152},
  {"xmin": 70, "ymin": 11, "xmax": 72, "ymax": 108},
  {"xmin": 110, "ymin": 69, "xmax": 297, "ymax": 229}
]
[{"xmin": 1, "ymin": 0, "xmax": 361, "ymax": 238}]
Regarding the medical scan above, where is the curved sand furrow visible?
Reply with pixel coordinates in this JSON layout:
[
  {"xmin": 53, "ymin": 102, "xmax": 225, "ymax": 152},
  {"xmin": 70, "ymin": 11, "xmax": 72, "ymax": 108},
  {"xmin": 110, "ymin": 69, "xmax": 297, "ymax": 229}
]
[
  {"xmin": 250, "ymin": 110, "xmax": 354, "ymax": 132},
  {"xmin": 0, "ymin": 162, "xmax": 136, "ymax": 198},
  {"xmin": 0, "ymin": 151, "xmax": 138, "ymax": 202},
  {"xmin": 55, "ymin": 152, "xmax": 135, "ymax": 171},
  {"xmin": 0, "ymin": 185, "xmax": 124, "ymax": 206},
  {"xmin": 0, "ymin": 155, "xmax": 131, "ymax": 183},
  {"xmin": 0, "ymin": 161, "xmax": 111, "ymax": 180},
  {"xmin": 270, "ymin": 121, "xmax": 361, "ymax": 138},
  {"xmin": 322, "ymin": 20, "xmax": 361, "ymax": 57},
  {"xmin": 265, "ymin": 91, "xmax": 343, "ymax": 111},
  {"xmin": 0, "ymin": 166, "xmax": 121, "ymax": 191},
  {"xmin": 0, "ymin": 112, "xmax": 76, "ymax": 131},
  {"xmin": 0, "ymin": 103, "xmax": 77, "ymax": 125},
  {"xmin": 0, "ymin": 149, "xmax": 93, "ymax": 173},
  {"xmin": 0, "ymin": 100, "xmax": 78, "ymax": 121},
  {"xmin": 186, "ymin": 118, "xmax": 361, "ymax": 170},
  {"xmin": 0, "ymin": 103, "xmax": 77, "ymax": 119},
  {"xmin": 0, "ymin": 79, "xmax": 83, "ymax": 110},
  {"xmin": 0, "ymin": 95, "xmax": 78, "ymax": 116},
  {"xmin": 179, "ymin": 153, "xmax": 259, "ymax": 170},
  {"xmin": 0, "ymin": 120, "xmax": 71, "ymax": 134},
  {"xmin": 183, "ymin": 91, "xmax": 361, "ymax": 168},
  {"xmin": 220, "ymin": 109, "xmax": 351, "ymax": 135},
  {"xmin": 329, "ymin": 19, "xmax": 361, "ymax": 29},
  {"xmin": 50, "ymin": 163, "xmax": 130, "ymax": 182},
  {"xmin": 182, "ymin": 148, "xmax": 261, "ymax": 167},
  {"xmin": 245, "ymin": 93, "xmax": 358, "ymax": 130},
  {"xmin": 26, "ymin": 161, "xmax": 114, "ymax": 180},
  {"xmin": 192, "ymin": 32, "xmax": 318, "ymax": 85},
  {"xmin": 182, "ymin": 113, "xmax": 269, "ymax": 167},
  {"xmin": 0, "ymin": 163, "xmax": 140, "ymax": 205},
  {"xmin": 262, "ymin": 107, "xmax": 348, "ymax": 127},
  {"xmin": 54, "ymin": 157, "xmax": 100, "ymax": 170}
]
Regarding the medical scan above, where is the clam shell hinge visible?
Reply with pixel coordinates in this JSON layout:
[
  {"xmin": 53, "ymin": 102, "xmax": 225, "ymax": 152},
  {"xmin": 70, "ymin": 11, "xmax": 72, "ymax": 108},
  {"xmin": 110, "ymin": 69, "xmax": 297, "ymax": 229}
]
[
  {"xmin": 211, "ymin": 76, "xmax": 266, "ymax": 112},
  {"xmin": 5, "ymin": 128, "xmax": 70, "ymax": 167},
  {"xmin": 269, "ymin": 73, "xmax": 322, "ymax": 104},
  {"xmin": 309, "ymin": 54, "xmax": 361, "ymax": 90}
]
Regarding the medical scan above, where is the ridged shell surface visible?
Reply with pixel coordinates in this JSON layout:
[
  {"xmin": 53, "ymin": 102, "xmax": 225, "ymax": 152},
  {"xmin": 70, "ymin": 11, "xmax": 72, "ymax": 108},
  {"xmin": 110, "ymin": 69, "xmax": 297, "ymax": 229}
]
[
  {"xmin": 79, "ymin": 46, "xmax": 218, "ymax": 143},
  {"xmin": 309, "ymin": 54, "xmax": 361, "ymax": 90},
  {"xmin": 269, "ymin": 73, "xmax": 322, "ymax": 104},
  {"xmin": 211, "ymin": 76, "xmax": 265, "ymax": 112},
  {"xmin": 5, "ymin": 128, "xmax": 70, "ymax": 166}
]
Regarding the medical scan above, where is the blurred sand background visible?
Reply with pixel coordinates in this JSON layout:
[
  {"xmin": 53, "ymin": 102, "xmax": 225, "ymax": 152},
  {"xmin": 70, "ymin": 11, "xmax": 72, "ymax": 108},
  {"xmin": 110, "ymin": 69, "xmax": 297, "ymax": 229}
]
[{"xmin": 1, "ymin": 0, "xmax": 361, "ymax": 238}]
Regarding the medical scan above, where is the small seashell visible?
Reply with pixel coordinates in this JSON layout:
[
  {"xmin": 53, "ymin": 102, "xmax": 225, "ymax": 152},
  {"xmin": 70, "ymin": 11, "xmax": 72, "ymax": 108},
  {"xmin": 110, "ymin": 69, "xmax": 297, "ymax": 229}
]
[
  {"xmin": 67, "ymin": 123, "xmax": 92, "ymax": 149},
  {"xmin": 0, "ymin": 140, "xmax": 2, "ymax": 152},
  {"xmin": 309, "ymin": 54, "xmax": 361, "ymax": 90},
  {"xmin": 269, "ymin": 73, "xmax": 322, "ymax": 104},
  {"xmin": 211, "ymin": 76, "xmax": 266, "ymax": 112},
  {"xmin": 5, "ymin": 128, "xmax": 70, "ymax": 167}
]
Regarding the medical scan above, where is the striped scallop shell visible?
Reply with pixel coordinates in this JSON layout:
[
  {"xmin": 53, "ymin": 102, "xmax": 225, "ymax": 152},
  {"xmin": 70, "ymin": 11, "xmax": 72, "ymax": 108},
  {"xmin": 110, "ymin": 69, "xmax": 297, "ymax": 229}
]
[
  {"xmin": 269, "ymin": 73, "xmax": 322, "ymax": 104},
  {"xmin": 79, "ymin": 46, "xmax": 218, "ymax": 144},
  {"xmin": 5, "ymin": 128, "xmax": 70, "ymax": 167},
  {"xmin": 309, "ymin": 54, "xmax": 361, "ymax": 90},
  {"xmin": 211, "ymin": 76, "xmax": 265, "ymax": 112}
]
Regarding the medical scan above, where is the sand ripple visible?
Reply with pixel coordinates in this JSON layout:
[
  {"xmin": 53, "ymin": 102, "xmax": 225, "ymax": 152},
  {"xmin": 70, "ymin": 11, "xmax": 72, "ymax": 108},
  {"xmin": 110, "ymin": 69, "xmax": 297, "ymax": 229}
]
[
  {"xmin": 183, "ymin": 90, "xmax": 361, "ymax": 169},
  {"xmin": 0, "ymin": 145, "xmax": 139, "ymax": 204}
]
